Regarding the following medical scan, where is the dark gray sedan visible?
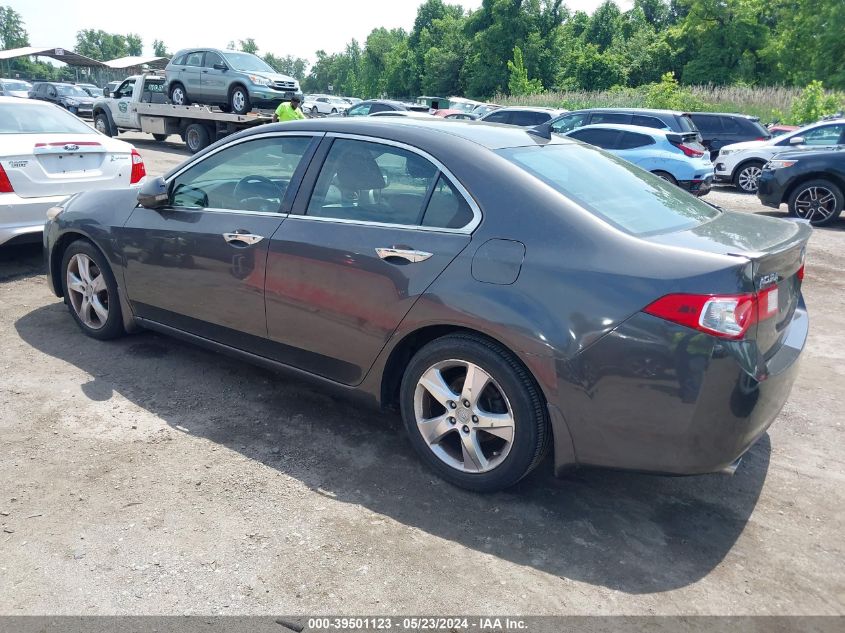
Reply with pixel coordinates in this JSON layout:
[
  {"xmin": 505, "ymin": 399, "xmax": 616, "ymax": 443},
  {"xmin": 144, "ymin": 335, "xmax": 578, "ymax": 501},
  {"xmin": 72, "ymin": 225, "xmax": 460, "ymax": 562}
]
[{"xmin": 43, "ymin": 118, "xmax": 810, "ymax": 492}]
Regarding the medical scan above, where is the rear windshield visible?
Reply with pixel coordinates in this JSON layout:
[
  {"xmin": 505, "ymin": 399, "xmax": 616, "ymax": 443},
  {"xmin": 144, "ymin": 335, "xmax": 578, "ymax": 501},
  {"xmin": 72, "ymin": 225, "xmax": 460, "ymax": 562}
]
[
  {"xmin": 0, "ymin": 103, "xmax": 97, "ymax": 134},
  {"xmin": 679, "ymin": 114, "xmax": 698, "ymax": 132},
  {"xmin": 497, "ymin": 143, "xmax": 720, "ymax": 236}
]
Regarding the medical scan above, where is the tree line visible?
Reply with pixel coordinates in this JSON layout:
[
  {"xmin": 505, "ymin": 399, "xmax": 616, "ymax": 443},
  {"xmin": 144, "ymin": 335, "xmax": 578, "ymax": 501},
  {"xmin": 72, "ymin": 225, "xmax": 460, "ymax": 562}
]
[{"xmin": 2, "ymin": 0, "xmax": 843, "ymax": 99}]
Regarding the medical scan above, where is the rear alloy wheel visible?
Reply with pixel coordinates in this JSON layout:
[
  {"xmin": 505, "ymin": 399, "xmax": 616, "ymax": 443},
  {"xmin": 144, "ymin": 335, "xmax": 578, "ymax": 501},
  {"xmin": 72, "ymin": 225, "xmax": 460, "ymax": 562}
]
[
  {"xmin": 400, "ymin": 334, "xmax": 549, "ymax": 492},
  {"xmin": 788, "ymin": 179, "xmax": 844, "ymax": 227},
  {"xmin": 184, "ymin": 123, "xmax": 210, "ymax": 154},
  {"xmin": 170, "ymin": 84, "xmax": 189, "ymax": 106},
  {"xmin": 94, "ymin": 113, "xmax": 112, "ymax": 137},
  {"xmin": 61, "ymin": 240, "xmax": 125, "ymax": 340},
  {"xmin": 230, "ymin": 86, "xmax": 251, "ymax": 115},
  {"xmin": 734, "ymin": 161, "xmax": 765, "ymax": 193},
  {"xmin": 652, "ymin": 170, "xmax": 677, "ymax": 186}
]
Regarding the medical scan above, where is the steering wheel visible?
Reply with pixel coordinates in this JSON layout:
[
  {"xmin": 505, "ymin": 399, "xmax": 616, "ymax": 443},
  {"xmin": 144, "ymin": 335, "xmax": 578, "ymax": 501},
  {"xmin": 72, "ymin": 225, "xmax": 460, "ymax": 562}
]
[{"xmin": 233, "ymin": 175, "xmax": 283, "ymax": 211}]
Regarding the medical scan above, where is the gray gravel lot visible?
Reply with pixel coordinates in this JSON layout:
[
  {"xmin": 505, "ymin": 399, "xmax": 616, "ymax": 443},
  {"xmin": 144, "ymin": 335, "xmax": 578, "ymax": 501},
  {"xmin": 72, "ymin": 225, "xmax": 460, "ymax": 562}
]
[{"xmin": 1, "ymin": 131, "xmax": 843, "ymax": 616}]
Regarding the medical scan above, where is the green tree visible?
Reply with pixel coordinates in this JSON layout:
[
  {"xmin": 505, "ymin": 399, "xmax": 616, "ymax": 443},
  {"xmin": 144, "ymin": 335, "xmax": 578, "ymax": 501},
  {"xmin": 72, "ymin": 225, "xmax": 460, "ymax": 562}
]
[
  {"xmin": 152, "ymin": 39, "xmax": 170, "ymax": 57},
  {"xmin": 238, "ymin": 38, "xmax": 259, "ymax": 55},
  {"xmin": 585, "ymin": 0, "xmax": 623, "ymax": 52},
  {"xmin": 75, "ymin": 30, "xmax": 128, "ymax": 61},
  {"xmin": 0, "ymin": 5, "xmax": 29, "ymax": 49},
  {"xmin": 788, "ymin": 81, "xmax": 845, "ymax": 125},
  {"xmin": 125, "ymin": 33, "xmax": 142, "ymax": 57},
  {"xmin": 263, "ymin": 53, "xmax": 308, "ymax": 79},
  {"xmin": 507, "ymin": 46, "xmax": 543, "ymax": 96}
]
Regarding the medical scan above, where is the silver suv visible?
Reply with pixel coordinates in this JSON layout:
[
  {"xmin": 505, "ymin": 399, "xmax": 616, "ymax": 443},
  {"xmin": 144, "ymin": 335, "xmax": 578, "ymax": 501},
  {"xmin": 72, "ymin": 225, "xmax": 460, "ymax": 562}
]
[{"xmin": 165, "ymin": 48, "xmax": 301, "ymax": 114}]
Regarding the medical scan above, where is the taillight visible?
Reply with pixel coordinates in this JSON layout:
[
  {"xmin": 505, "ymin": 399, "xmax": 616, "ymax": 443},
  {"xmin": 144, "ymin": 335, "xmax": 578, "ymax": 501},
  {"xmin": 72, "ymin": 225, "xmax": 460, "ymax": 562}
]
[
  {"xmin": 797, "ymin": 264, "xmax": 805, "ymax": 281},
  {"xmin": 130, "ymin": 149, "xmax": 146, "ymax": 184},
  {"xmin": 644, "ymin": 290, "xmax": 777, "ymax": 340},
  {"xmin": 674, "ymin": 143, "xmax": 705, "ymax": 158},
  {"xmin": 0, "ymin": 164, "xmax": 13, "ymax": 193}
]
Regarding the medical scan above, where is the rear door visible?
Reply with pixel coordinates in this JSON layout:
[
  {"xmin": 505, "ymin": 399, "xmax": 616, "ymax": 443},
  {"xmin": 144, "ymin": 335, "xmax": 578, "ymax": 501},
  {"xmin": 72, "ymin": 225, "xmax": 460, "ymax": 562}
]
[
  {"xmin": 264, "ymin": 136, "xmax": 479, "ymax": 385},
  {"xmin": 118, "ymin": 133, "xmax": 320, "ymax": 349},
  {"xmin": 614, "ymin": 130, "xmax": 657, "ymax": 166},
  {"xmin": 181, "ymin": 51, "xmax": 205, "ymax": 102}
]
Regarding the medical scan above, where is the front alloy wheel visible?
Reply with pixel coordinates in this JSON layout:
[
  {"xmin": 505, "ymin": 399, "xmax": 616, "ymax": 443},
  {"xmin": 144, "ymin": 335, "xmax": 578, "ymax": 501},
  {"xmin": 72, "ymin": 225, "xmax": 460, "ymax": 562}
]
[
  {"xmin": 66, "ymin": 253, "xmax": 109, "ymax": 330},
  {"xmin": 788, "ymin": 179, "xmax": 844, "ymax": 227},
  {"xmin": 735, "ymin": 163, "xmax": 763, "ymax": 193}
]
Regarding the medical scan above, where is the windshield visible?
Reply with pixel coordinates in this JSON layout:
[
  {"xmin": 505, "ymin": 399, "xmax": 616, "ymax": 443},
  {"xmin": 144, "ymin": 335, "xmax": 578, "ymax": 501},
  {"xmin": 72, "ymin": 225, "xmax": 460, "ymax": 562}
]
[
  {"xmin": 497, "ymin": 143, "xmax": 719, "ymax": 237},
  {"xmin": 56, "ymin": 85, "xmax": 88, "ymax": 97},
  {"xmin": 223, "ymin": 52, "xmax": 276, "ymax": 73},
  {"xmin": 3, "ymin": 80, "xmax": 30, "ymax": 91},
  {"xmin": 0, "ymin": 102, "xmax": 97, "ymax": 134}
]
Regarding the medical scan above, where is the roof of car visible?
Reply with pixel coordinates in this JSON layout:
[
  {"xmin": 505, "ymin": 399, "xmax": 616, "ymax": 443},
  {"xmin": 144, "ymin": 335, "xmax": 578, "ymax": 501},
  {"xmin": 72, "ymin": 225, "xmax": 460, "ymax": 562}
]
[
  {"xmin": 237, "ymin": 116, "xmax": 575, "ymax": 151},
  {"xmin": 690, "ymin": 112, "xmax": 759, "ymax": 119},
  {"xmin": 493, "ymin": 106, "xmax": 567, "ymax": 113},
  {"xmin": 567, "ymin": 123, "xmax": 675, "ymax": 137},
  {"xmin": 564, "ymin": 107, "xmax": 689, "ymax": 116}
]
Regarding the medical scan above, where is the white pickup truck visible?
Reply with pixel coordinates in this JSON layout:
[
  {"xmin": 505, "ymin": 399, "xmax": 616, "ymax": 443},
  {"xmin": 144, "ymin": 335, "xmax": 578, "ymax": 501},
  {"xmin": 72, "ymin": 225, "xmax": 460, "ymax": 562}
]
[{"xmin": 92, "ymin": 73, "xmax": 273, "ymax": 153}]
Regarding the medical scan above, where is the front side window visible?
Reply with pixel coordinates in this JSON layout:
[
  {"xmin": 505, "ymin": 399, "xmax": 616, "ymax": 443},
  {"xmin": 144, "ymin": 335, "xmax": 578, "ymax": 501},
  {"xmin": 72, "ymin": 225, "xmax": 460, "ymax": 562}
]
[
  {"xmin": 801, "ymin": 124, "xmax": 845, "ymax": 145},
  {"xmin": 116, "ymin": 81, "xmax": 134, "ymax": 98},
  {"xmin": 497, "ymin": 144, "xmax": 719, "ymax": 237},
  {"xmin": 306, "ymin": 139, "xmax": 438, "ymax": 225},
  {"xmin": 550, "ymin": 112, "xmax": 588, "ymax": 134},
  {"xmin": 483, "ymin": 111, "xmax": 510, "ymax": 124},
  {"xmin": 204, "ymin": 52, "xmax": 224, "ymax": 68},
  {"xmin": 170, "ymin": 136, "xmax": 313, "ymax": 212},
  {"xmin": 510, "ymin": 111, "xmax": 550, "ymax": 126}
]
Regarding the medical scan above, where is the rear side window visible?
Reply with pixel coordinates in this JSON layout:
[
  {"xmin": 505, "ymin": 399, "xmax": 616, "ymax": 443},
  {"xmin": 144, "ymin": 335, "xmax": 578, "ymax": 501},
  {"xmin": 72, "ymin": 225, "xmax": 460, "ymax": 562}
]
[
  {"xmin": 184, "ymin": 52, "xmax": 204, "ymax": 67},
  {"xmin": 617, "ymin": 131, "xmax": 656, "ymax": 149},
  {"xmin": 590, "ymin": 112, "xmax": 630, "ymax": 125},
  {"xmin": 368, "ymin": 103, "xmax": 392, "ymax": 114},
  {"xmin": 569, "ymin": 128, "xmax": 621, "ymax": 149},
  {"xmin": 691, "ymin": 116, "xmax": 722, "ymax": 134},
  {"xmin": 551, "ymin": 112, "xmax": 588, "ymax": 134},
  {"xmin": 631, "ymin": 114, "xmax": 668, "ymax": 130},
  {"xmin": 721, "ymin": 117, "xmax": 743, "ymax": 134},
  {"xmin": 497, "ymin": 144, "xmax": 719, "ymax": 237},
  {"xmin": 347, "ymin": 103, "xmax": 371, "ymax": 116},
  {"xmin": 509, "ymin": 111, "xmax": 550, "ymax": 126}
]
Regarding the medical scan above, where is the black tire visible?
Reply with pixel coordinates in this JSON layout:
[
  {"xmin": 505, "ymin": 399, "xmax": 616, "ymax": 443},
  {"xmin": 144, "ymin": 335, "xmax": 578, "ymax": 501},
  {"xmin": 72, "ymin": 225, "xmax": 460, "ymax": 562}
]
[
  {"xmin": 230, "ymin": 85, "xmax": 251, "ymax": 115},
  {"xmin": 218, "ymin": 103, "xmax": 231, "ymax": 113},
  {"xmin": 787, "ymin": 179, "xmax": 844, "ymax": 227},
  {"xmin": 169, "ymin": 83, "xmax": 189, "ymax": 106},
  {"xmin": 184, "ymin": 123, "xmax": 210, "ymax": 154},
  {"xmin": 152, "ymin": 133, "xmax": 168, "ymax": 142},
  {"xmin": 399, "ymin": 334, "xmax": 550, "ymax": 492},
  {"xmin": 652, "ymin": 170, "xmax": 677, "ymax": 186},
  {"xmin": 733, "ymin": 160, "xmax": 765, "ymax": 193},
  {"xmin": 331, "ymin": 108, "xmax": 337, "ymax": 114},
  {"xmin": 94, "ymin": 113, "xmax": 112, "ymax": 137},
  {"xmin": 60, "ymin": 240, "xmax": 125, "ymax": 340},
  {"xmin": 311, "ymin": 106, "xmax": 319, "ymax": 115}
]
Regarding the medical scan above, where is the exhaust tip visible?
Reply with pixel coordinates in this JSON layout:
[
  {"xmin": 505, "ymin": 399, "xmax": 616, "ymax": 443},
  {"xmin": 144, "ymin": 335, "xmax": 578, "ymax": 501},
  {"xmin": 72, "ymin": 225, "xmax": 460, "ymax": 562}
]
[{"xmin": 720, "ymin": 457, "xmax": 742, "ymax": 476}]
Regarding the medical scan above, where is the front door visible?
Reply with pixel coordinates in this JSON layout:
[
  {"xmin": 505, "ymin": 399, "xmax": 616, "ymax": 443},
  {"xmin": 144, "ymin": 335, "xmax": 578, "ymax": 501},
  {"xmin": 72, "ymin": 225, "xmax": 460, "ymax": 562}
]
[
  {"xmin": 111, "ymin": 79, "xmax": 136, "ymax": 128},
  {"xmin": 201, "ymin": 51, "xmax": 228, "ymax": 103},
  {"xmin": 117, "ymin": 133, "xmax": 319, "ymax": 352},
  {"xmin": 264, "ymin": 136, "xmax": 478, "ymax": 385}
]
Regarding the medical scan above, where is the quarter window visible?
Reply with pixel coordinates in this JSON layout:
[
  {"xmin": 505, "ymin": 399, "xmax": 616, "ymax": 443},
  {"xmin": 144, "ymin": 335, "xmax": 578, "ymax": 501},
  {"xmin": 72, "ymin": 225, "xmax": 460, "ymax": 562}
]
[
  {"xmin": 422, "ymin": 176, "xmax": 474, "ymax": 229},
  {"xmin": 616, "ymin": 131, "xmax": 655, "ymax": 149},
  {"xmin": 170, "ymin": 136, "xmax": 313, "ymax": 212},
  {"xmin": 632, "ymin": 114, "xmax": 669, "ymax": 130}
]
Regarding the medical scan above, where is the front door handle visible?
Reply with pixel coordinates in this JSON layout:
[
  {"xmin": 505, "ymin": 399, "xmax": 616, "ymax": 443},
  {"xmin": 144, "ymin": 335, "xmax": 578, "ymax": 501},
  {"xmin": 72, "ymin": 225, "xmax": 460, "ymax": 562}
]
[
  {"xmin": 223, "ymin": 231, "xmax": 264, "ymax": 246},
  {"xmin": 375, "ymin": 247, "xmax": 433, "ymax": 263}
]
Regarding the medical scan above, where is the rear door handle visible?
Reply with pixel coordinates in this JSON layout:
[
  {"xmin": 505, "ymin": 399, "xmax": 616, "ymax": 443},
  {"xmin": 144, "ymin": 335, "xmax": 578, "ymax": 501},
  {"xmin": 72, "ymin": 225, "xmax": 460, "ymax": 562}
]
[
  {"xmin": 375, "ymin": 247, "xmax": 433, "ymax": 263},
  {"xmin": 223, "ymin": 231, "xmax": 264, "ymax": 246}
]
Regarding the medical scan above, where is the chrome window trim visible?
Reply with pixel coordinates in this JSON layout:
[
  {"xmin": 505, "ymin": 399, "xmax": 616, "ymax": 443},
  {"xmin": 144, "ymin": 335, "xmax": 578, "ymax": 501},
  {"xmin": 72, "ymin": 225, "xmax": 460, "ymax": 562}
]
[
  {"xmin": 297, "ymin": 132, "xmax": 482, "ymax": 234},
  {"xmin": 165, "ymin": 131, "xmax": 323, "ymax": 216}
]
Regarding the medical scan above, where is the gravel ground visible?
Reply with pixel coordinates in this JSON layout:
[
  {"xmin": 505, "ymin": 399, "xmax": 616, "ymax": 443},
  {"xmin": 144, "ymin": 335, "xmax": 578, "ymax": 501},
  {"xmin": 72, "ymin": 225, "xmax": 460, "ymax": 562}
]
[{"xmin": 0, "ymin": 132, "xmax": 843, "ymax": 616}]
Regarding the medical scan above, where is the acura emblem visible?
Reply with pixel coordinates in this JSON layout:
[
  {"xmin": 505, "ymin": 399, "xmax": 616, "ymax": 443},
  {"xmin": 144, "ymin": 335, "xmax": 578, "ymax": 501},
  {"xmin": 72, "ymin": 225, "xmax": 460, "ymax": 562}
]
[{"xmin": 64, "ymin": 144, "xmax": 79, "ymax": 151}]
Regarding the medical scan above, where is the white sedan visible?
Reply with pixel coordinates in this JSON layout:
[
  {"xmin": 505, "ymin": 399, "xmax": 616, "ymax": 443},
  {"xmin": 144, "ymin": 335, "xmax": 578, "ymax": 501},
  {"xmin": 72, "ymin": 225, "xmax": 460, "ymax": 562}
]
[
  {"xmin": 306, "ymin": 95, "xmax": 349, "ymax": 115},
  {"xmin": 0, "ymin": 97, "xmax": 146, "ymax": 247}
]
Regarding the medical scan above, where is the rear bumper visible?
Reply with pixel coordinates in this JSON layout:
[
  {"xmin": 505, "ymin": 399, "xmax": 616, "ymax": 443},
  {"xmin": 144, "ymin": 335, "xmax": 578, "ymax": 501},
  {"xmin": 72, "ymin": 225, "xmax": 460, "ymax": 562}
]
[
  {"xmin": 679, "ymin": 175, "xmax": 713, "ymax": 196},
  {"xmin": 0, "ymin": 193, "xmax": 68, "ymax": 247},
  {"xmin": 553, "ymin": 305, "xmax": 807, "ymax": 475}
]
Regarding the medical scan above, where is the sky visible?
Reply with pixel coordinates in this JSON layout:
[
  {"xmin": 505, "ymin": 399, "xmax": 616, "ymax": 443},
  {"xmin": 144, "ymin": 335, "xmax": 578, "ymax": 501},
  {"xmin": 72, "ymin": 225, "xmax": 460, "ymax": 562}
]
[{"xmin": 7, "ymin": 0, "xmax": 633, "ymax": 62}]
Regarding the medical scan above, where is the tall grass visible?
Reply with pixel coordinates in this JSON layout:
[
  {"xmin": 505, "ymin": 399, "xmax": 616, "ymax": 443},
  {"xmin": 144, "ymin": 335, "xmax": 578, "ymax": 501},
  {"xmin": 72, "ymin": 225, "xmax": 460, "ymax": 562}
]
[{"xmin": 493, "ymin": 84, "xmax": 805, "ymax": 122}]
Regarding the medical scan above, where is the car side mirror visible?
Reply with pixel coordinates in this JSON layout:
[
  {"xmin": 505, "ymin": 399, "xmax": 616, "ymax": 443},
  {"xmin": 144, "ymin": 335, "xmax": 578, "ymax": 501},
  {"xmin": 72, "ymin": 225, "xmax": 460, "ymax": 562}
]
[
  {"xmin": 789, "ymin": 136, "xmax": 805, "ymax": 145},
  {"xmin": 213, "ymin": 63, "xmax": 228, "ymax": 71},
  {"xmin": 137, "ymin": 176, "xmax": 168, "ymax": 209}
]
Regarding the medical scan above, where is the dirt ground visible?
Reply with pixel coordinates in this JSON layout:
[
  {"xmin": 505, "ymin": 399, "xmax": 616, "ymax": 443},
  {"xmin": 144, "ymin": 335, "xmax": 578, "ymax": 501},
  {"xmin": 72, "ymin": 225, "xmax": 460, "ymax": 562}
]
[{"xmin": 1, "ymin": 132, "xmax": 843, "ymax": 617}]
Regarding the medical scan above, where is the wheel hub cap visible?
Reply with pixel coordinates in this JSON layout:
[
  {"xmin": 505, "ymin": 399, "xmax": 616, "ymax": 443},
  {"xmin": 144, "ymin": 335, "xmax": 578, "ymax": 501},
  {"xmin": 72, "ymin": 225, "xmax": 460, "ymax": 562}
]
[{"xmin": 66, "ymin": 253, "xmax": 108, "ymax": 330}]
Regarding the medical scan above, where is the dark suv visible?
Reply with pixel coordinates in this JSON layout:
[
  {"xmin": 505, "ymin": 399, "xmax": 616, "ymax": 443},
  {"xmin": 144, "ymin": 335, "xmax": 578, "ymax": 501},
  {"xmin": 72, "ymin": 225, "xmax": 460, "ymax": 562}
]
[
  {"xmin": 690, "ymin": 112, "xmax": 771, "ymax": 159},
  {"xmin": 29, "ymin": 81, "xmax": 95, "ymax": 118},
  {"xmin": 550, "ymin": 108, "xmax": 700, "ymax": 139}
]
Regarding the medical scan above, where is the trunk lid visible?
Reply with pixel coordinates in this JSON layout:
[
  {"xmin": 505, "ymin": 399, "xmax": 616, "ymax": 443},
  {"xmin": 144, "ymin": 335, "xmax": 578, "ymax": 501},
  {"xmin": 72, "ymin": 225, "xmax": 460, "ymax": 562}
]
[
  {"xmin": 648, "ymin": 211, "xmax": 811, "ymax": 357},
  {"xmin": 2, "ymin": 134, "xmax": 131, "ymax": 198}
]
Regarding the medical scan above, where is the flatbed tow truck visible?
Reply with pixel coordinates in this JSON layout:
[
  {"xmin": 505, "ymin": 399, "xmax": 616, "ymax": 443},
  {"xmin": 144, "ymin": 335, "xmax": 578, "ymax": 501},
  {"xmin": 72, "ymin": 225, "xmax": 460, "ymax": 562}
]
[{"xmin": 92, "ymin": 73, "xmax": 275, "ymax": 153}]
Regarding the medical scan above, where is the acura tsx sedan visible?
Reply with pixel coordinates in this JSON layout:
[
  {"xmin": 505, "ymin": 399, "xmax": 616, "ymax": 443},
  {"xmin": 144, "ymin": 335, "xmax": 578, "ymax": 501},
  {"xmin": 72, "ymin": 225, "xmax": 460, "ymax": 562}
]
[{"xmin": 44, "ymin": 118, "xmax": 810, "ymax": 492}]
